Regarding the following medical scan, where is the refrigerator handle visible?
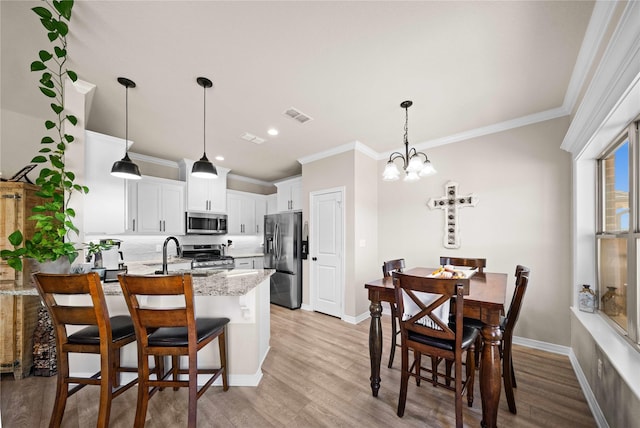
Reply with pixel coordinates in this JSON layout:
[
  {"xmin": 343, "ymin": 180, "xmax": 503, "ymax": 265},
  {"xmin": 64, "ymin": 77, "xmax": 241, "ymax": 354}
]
[{"xmin": 274, "ymin": 222, "xmax": 279, "ymax": 260}]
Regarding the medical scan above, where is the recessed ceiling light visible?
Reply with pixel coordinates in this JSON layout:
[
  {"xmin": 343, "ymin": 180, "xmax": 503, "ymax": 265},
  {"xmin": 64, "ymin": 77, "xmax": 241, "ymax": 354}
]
[
  {"xmin": 267, "ymin": 128, "xmax": 279, "ymax": 136},
  {"xmin": 215, "ymin": 156, "xmax": 224, "ymax": 161}
]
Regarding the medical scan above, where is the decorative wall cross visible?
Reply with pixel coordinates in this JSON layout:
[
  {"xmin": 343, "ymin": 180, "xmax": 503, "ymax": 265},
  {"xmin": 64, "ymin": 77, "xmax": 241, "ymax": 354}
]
[{"xmin": 428, "ymin": 181, "xmax": 478, "ymax": 249}]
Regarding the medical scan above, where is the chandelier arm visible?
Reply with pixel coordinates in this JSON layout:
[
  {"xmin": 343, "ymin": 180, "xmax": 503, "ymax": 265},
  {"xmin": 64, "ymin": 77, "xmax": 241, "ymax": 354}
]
[{"xmin": 388, "ymin": 152, "xmax": 408, "ymax": 168}]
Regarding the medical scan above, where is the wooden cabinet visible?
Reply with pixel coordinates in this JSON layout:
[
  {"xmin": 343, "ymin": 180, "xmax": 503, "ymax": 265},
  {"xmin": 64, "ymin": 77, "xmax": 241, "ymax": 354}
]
[
  {"xmin": 178, "ymin": 159, "xmax": 229, "ymax": 213},
  {"xmin": 127, "ymin": 177, "xmax": 185, "ymax": 234},
  {"xmin": 84, "ymin": 131, "xmax": 128, "ymax": 234},
  {"xmin": 227, "ymin": 190, "xmax": 267, "ymax": 235},
  {"xmin": 275, "ymin": 176, "xmax": 302, "ymax": 212},
  {"xmin": 0, "ymin": 182, "xmax": 44, "ymax": 379}
]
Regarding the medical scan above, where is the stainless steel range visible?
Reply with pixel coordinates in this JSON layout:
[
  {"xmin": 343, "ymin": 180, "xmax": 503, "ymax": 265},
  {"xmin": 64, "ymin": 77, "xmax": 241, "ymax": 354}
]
[{"xmin": 181, "ymin": 244, "xmax": 235, "ymax": 269}]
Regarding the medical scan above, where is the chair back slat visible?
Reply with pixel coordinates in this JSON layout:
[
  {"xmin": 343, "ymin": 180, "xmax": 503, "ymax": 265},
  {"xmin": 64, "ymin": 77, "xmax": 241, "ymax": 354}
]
[
  {"xmin": 383, "ymin": 258, "xmax": 405, "ymax": 277},
  {"xmin": 439, "ymin": 257, "xmax": 486, "ymax": 273},
  {"xmin": 137, "ymin": 308, "xmax": 189, "ymax": 328},
  {"xmin": 504, "ymin": 266, "xmax": 530, "ymax": 333},
  {"xmin": 117, "ymin": 274, "xmax": 188, "ymax": 295},
  {"xmin": 52, "ymin": 306, "xmax": 99, "ymax": 325}
]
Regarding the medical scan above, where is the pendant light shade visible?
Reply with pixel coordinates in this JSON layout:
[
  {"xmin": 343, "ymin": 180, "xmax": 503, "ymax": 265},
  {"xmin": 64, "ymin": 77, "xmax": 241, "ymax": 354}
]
[
  {"xmin": 191, "ymin": 77, "xmax": 218, "ymax": 179},
  {"xmin": 111, "ymin": 77, "xmax": 141, "ymax": 180}
]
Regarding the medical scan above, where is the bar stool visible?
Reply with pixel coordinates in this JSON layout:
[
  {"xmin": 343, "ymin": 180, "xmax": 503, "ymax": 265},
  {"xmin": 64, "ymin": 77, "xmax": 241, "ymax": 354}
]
[
  {"xmin": 118, "ymin": 273, "xmax": 229, "ymax": 428},
  {"xmin": 32, "ymin": 272, "xmax": 139, "ymax": 428}
]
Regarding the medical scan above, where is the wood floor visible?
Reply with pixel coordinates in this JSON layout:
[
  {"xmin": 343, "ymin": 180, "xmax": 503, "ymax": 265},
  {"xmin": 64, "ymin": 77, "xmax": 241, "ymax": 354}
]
[{"xmin": 1, "ymin": 304, "xmax": 596, "ymax": 427}]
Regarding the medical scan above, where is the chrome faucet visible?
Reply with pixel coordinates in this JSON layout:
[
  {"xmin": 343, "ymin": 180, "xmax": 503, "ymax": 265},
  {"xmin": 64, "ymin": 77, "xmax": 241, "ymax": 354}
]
[{"xmin": 161, "ymin": 236, "xmax": 182, "ymax": 274}]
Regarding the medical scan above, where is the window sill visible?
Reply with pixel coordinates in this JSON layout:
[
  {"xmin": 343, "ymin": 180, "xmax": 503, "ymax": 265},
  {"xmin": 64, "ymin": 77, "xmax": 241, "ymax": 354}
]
[{"xmin": 572, "ymin": 306, "xmax": 640, "ymax": 399}]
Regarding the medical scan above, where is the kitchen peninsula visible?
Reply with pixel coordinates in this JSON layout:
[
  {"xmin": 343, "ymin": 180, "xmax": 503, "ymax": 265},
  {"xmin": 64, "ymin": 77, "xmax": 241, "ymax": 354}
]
[{"xmin": 2, "ymin": 268, "xmax": 274, "ymax": 387}]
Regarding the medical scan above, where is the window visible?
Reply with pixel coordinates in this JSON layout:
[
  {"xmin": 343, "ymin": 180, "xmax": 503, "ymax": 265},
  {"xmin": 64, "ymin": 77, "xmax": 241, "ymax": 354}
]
[{"xmin": 597, "ymin": 121, "xmax": 638, "ymax": 341}]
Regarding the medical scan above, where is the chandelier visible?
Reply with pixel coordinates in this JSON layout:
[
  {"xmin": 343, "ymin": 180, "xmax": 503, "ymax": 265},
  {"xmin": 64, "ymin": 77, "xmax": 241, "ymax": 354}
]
[{"xmin": 382, "ymin": 100, "xmax": 436, "ymax": 182}]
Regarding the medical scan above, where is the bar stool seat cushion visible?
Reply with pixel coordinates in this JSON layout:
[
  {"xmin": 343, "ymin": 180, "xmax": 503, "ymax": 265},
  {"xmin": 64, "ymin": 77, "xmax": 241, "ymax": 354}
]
[
  {"xmin": 148, "ymin": 317, "xmax": 230, "ymax": 347},
  {"xmin": 408, "ymin": 324, "xmax": 479, "ymax": 352},
  {"xmin": 68, "ymin": 315, "xmax": 135, "ymax": 344}
]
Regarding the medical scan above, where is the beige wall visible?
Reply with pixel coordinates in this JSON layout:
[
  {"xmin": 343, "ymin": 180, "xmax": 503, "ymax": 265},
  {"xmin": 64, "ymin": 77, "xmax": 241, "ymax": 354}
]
[
  {"xmin": 0, "ymin": 110, "xmax": 47, "ymax": 180},
  {"xmin": 378, "ymin": 116, "xmax": 573, "ymax": 345}
]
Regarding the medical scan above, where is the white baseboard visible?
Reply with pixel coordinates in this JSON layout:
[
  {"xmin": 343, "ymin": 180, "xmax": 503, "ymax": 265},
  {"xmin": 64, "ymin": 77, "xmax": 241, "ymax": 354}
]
[
  {"xmin": 568, "ymin": 349, "xmax": 609, "ymax": 428},
  {"xmin": 512, "ymin": 335, "xmax": 571, "ymax": 355},
  {"xmin": 342, "ymin": 311, "xmax": 370, "ymax": 325}
]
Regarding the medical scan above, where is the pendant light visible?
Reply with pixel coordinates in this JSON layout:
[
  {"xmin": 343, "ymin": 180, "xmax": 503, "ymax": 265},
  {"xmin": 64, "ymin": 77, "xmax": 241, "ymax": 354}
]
[
  {"xmin": 382, "ymin": 100, "xmax": 436, "ymax": 182},
  {"xmin": 191, "ymin": 77, "xmax": 218, "ymax": 179},
  {"xmin": 111, "ymin": 77, "xmax": 141, "ymax": 179}
]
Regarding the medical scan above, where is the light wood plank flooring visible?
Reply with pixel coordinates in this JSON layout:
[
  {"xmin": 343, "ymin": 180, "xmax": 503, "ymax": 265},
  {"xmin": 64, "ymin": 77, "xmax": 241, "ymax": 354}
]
[{"xmin": 1, "ymin": 305, "xmax": 596, "ymax": 427}]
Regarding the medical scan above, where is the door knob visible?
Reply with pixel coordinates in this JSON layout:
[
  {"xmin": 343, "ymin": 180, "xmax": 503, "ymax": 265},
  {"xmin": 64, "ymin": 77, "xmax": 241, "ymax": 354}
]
[{"xmin": 312, "ymin": 257, "xmax": 317, "ymax": 261}]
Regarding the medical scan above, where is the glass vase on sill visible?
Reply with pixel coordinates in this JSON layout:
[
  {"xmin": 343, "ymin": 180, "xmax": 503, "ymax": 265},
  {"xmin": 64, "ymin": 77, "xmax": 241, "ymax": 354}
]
[
  {"xmin": 601, "ymin": 286, "xmax": 621, "ymax": 316},
  {"xmin": 578, "ymin": 284, "xmax": 596, "ymax": 313}
]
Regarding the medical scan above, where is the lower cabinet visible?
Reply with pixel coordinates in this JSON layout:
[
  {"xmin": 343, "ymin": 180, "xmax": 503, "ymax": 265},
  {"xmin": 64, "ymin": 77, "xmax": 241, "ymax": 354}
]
[
  {"xmin": 235, "ymin": 257, "xmax": 264, "ymax": 269},
  {"xmin": 127, "ymin": 177, "xmax": 185, "ymax": 234}
]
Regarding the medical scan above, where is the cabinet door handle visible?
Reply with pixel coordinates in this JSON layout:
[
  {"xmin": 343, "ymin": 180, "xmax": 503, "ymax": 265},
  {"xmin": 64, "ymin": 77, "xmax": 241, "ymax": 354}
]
[
  {"xmin": 163, "ymin": 220, "xmax": 166, "ymax": 231},
  {"xmin": 133, "ymin": 219, "xmax": 136, "ymax": 232}
]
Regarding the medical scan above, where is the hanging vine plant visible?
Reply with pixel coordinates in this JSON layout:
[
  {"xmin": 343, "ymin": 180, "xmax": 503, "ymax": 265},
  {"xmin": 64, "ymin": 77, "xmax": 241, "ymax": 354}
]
[{"xmin": 1, "ymin": 0, "xmax": 88, "ymax": 271}]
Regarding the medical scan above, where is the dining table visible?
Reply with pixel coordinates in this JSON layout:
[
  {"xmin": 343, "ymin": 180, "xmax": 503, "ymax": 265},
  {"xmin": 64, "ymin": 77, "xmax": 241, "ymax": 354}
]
[{"xmin": 365, "ymin": 267, "xmax": 508, "ymax": 428}]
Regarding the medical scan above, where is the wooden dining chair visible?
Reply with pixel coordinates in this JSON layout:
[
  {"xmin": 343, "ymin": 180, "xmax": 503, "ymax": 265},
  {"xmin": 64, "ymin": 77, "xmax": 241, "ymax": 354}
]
[
  {"xmin": 501, "ymin": 265, "xmax": 530, "ymax": 414},
  {"xmin": 382, "ymin": 258, "xmax": 405, "ymax": 368},
  {"xmin": 32, "ymin": 272, "xmax": 139, "ymax": 428},
  {"xmin": 393, "ymin": 272, "xmax": 478, "ymax": 428},
  {"xmin": 118, "ymin": 273, "xmax": 229, "ymax": 428},
  {"xmin": 439, "ymin": 256, "xmax": 486, "ymax": 274}
]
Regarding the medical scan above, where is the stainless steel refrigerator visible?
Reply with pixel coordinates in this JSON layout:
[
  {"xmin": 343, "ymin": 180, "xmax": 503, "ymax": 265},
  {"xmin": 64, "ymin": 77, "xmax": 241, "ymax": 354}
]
[{"xmin": 264, "ymin": 212, "xmax": 302, "ymax": 309}]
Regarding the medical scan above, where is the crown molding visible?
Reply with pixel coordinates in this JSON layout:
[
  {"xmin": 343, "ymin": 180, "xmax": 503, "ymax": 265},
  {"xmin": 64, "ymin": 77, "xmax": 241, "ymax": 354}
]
[
  {"xmin": 562, "ymin": 1, "xmax": 619, "ymax": 114},
  {"xmin": 298, "ymin": 140, "xmax": 378, "ymax": 165},
  {"xmin": 228, "ymin": 173, "xmax": 274, "ymax": 187},
  {"xmin": 129, "ymin": 152, "xmax": 180, "ymax": 169},
  {"xmin": 562, "ymin": 0, "xmax": 640, "ymax": 156}
]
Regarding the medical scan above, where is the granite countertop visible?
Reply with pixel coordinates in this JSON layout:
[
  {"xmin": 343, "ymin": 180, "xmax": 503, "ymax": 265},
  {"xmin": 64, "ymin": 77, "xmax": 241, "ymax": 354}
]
[
  {"xmin": 0, "ymin": 268, "xmax": 274, "ymax": 297},
  {"xmin": 230, "ymin": 253, "xmax": 264, "ymax": 259}
]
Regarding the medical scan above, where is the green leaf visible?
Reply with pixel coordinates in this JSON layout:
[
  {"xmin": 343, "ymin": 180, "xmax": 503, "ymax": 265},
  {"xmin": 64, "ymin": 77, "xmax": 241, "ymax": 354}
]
[
  {"xmin": 67, "ymin": 115, "xmax": 78, "ymax": 126},
  {"xmin": 32, "ymin": 6, "xmax": 53, "ymax": 20},
  {"xmin": 54, "ymin": 46, "xmax": 66, "ymax": 58},
  {"xmin": 39, "ymin": 148, "xmax": 52, "ymax": 153},
  {"xmin": 40, "ymin": 87, "xmax": 56, "ymax": 98},
  {"xmin": 67, "ymin": 70, "xmax": 78, "ymax": 81},
  {"xmin": 41, "ymin": 136, "xmax": 54, "ymax": 144},
  {"xmin": 47, "ymin": 31, "xmax": 57, "ymax": 42},
  {"xmin": 45, "ymin": 120, "xmax": 56, "ymax": 130},
  {"xmin": 31, "ymin": 61, "xmax": 46, "ymax": 71},
  {"xmin": 82, "ymin": 186, "xmax": 89, "ymax": 193},
  {"xmin": 56, "ymin": 20, "xmax": 69, "ymax": 37},
  {"xmin": 65, "ymin": 171, "xmax": 75, "ymax": 180},
  {"xmin": 51, "ymin": 103, "xmax": 63, "ymax": 114},
  {"xmin": 8, "ymin": 231, "xmax": 24, "ymax": 247},
  {"xmin": 54, "ymin": 0, "xmax": 74, "ymax": 21},
  {"xmin": 41, "ymin": 79, "xmax": 54, "ymax": 89},
  {"xmin": 50, "ymin": 156, "xmax": 64, "ymax": 169},
  {"xmin": 31, "ymin": 155, "xmax": 47, "ymax": 163},
  {"xmin": 64, "ymin": 134, "xmax": 74, "ymax": 143},
  {"xmin": 39, "ymin": 50, "xmax": 53, "ymax": 62},
  {"xmin": 42, "ymin": 18, "xmax": 56, "ymax": 32},
  {"xmin": 66, "ymin": 207, "xmax": 76, "ymax": 216}
]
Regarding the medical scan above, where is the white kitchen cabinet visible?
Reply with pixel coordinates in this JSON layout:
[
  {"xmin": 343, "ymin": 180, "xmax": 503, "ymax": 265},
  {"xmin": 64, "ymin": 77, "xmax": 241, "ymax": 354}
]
[
  {"xmin": 178, "ymin": 159, "xmax": 229, "ymax": 213},
  {"xmin": 275, "ymin": 176, "xmax": 302, "ymax": 212},
  {"xmin": 234, "ymin": 256, "xmax": 263, "ymax": 269},
  {"xmin": 127, "ymin": 176, "xmax": 185, "ymax": 234},
  {"xmin": 266, "ymin": 194, "xmax": 277, "ymax": 215},
  {"xmin": 227, "ymin": 190, "xmax": 267, "ymax": 235},
  {"xmin": 84, "ymin": 131, "xmax": 129, "ymax": 234}
]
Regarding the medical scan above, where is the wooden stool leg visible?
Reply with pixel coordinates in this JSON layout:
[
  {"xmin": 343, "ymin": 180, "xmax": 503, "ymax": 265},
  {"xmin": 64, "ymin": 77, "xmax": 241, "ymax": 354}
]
[
  {"xmin": 50, "ymin": 351, "xmax": 70, "ymax": 428},
  {"xmin": 135, "ymin": 356, "xmax": 150, "ymax": 428},
  {"xmin": 172, "ymin": 356, "xmax": 180, "ymax": 391},
  {"xmin": 503, "ymin": 337, "xmax": 517, "ymax": 414},
  {"xmin": 219, "ymin": 330, "xmax": 229, "ymax": 391},
  {"xmin": 112, "ymin": 348, "xmax": 121, "ymax": 388},
  {"xmin": 155, "ymin": 355, "xmax": 165, "ymax": 391},
  {"xmin": 466, "ymin": 346, "xmax": 475, "ymax": 407}
]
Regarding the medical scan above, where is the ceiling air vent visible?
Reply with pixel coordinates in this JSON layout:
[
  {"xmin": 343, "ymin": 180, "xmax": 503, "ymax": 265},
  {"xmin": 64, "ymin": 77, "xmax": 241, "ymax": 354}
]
[
  {"xmin": 284, "ymin": 107, "xmax": 313, "ymax": 124},
  {"xmin": 241, "ymin": 132, "xmax": 266, "ymax": 144}
]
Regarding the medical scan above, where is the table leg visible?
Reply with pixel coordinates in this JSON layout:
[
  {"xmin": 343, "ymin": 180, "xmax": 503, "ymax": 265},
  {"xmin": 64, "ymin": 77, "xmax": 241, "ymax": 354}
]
[
  {"xmin": 479, "ymin": 323, "xmax": 502, "ymax": 428},
  {"xmin": 368, "ymin": 297, "xmax": 383, "ymax": 397}
]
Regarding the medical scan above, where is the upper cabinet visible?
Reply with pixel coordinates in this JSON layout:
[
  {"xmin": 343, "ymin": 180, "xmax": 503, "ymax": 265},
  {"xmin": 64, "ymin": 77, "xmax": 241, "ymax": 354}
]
[
  {"xmin": 266, "ymin": 194, "xmax": 278, "ymax": 215},
  {"xmin": 126, "ymin": 176, "xmax": 185, "ymax": 235},
  {"xmin": 275, "ymin": 176, "xmax": 302, "ymax": 212},
  {"xmin": 227, "ymin": 190, "xmax": 267, "ymax": 235},
  {"xmin": 84, "ymin": 131, "xmax": 128, "ymax": 234},
  {"xmin": 178, "ymin": 159, "xmax": 229, "ymax": 213}
]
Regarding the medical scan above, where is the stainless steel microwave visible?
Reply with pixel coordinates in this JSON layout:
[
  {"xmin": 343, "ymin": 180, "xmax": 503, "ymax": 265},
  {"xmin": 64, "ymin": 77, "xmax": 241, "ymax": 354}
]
[{"xmin": 185, "ymin": 212, "xmax": 227, "ymax": 235}]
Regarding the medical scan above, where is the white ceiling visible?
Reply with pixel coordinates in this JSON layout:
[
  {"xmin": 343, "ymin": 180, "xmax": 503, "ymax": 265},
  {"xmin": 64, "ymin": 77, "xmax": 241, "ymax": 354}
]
[{"xmin": 2, "ymin": 1, "xmax": 595, "ymax": 183}]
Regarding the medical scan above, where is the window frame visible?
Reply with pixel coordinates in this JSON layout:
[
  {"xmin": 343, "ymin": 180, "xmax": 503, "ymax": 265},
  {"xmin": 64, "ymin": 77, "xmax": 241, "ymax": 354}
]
[{"xmin": 596, "ymin": 120, "xmax": 639, "ymax": 344}]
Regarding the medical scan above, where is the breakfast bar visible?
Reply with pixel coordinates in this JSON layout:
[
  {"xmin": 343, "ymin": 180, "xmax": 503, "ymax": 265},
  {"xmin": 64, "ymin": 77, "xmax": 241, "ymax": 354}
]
[{"xmin": 1, "ymin": 268, "xmax": 274, "ymax": 387}]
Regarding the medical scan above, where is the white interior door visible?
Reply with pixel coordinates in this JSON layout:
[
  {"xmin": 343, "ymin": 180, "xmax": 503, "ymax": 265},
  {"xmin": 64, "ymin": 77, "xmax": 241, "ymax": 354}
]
[{"xmin": 310, "ymin": 188, "xmax": 344, "ymax": 318}]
